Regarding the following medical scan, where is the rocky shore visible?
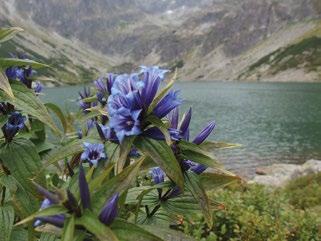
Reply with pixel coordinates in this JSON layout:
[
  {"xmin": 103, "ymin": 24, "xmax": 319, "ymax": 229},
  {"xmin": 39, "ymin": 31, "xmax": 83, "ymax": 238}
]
[{"xmin": 250, "ymin": 159, "xmax": 321, "ymax": 187}]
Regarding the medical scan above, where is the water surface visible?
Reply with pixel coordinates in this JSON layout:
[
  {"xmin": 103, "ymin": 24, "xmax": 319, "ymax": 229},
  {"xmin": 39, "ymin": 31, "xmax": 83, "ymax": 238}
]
[{"xmin": 43, "ymin": 82, "xmax": 321, "ymax": 177}]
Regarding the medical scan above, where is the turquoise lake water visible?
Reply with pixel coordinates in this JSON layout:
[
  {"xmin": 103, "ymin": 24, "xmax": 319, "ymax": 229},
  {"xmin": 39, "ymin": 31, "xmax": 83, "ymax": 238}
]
[{"xmin": 42, "ymin": 82, "xmax": 321, "ymax": 177}]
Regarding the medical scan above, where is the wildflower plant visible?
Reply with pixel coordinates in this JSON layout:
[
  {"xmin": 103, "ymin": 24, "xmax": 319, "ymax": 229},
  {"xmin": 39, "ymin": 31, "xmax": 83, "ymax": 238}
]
[{"xmin": 0, "ymin": 27, "xmax": 240, "ymax": 241}]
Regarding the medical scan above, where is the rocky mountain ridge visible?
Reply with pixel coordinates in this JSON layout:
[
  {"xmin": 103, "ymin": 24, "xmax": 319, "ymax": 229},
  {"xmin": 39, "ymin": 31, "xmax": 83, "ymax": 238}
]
[{"xmin": 0, "ymin": 0, "xmax": 321, "ymax": 83}]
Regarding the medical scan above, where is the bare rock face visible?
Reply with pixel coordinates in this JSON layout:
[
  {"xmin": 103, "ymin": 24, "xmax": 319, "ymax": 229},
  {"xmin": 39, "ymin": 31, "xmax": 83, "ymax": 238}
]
[
  {"xmin": 251, "ymin": 160, "xmax": 321, "ymax": 187},
  {"xmin": 9, "ymin": 0, "xmax": 321, "ymax": 63},
  {"xmin": 0, "ymin": 0, "xmax": 320, "ymax": 82}
]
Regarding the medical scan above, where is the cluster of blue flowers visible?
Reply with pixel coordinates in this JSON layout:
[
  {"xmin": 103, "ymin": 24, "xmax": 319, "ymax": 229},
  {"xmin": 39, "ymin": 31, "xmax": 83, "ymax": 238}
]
[
  {"xmin": 5, "ymin": 54, "xmax": 43, "ymax": 93},
  {"xmin": 104, "ymin": 66, "xmax": 182, "ymax": 143},
  {"xmin": 34, "ymin": 164, "xmax": 119, "ymax": 228},
  {"xmin": 1, "ymin": 111, "xmax": 26, "ymax": 142}
]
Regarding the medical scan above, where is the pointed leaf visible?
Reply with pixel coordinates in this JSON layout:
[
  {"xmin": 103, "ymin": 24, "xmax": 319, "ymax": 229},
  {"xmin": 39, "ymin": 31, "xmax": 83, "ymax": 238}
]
[
  {"xmin": 200, "ymin": 172, "xmax": 241, "ymax": 190},
  {"xmin": 45, "ymin": 103, "xmax": 68, "ymax": 134},
  {"xmin": 0, "ymin": 138, "xmax": 46, "ymax": 197},
  {"xmin": 0, "ymin": 58, "xmax": 50, "ymax": 69},
  {"xmin": 43, "ymin": 139, "xmax": 83, "ymax": 169},
  {"xmin": 0, "ymin": 71, "xmax": 13, "ymax": 98},
  {"xmin": 135, "ymin": 137, "xmax": 184, "ymax": 190},
  {"xmin": 0, "ymin": 205, "xmax": 14, "ymax": 241},
  {"xmin": 139, "ymin": 225, "xmax": 196, "ymax": 241},
  {"xmin": 111, "ymin": 220, "xmax": 163, "ymax": 241},
  {"xmin": 61, "ymin": 215, "xmax": 75, "ymax": 241},
  {"xmin": 178, "ymin": 140, "xmax": 221, "ymax": 169},
  {"xmin": 92, "ymin": 157, "xmax": 144, "ymax": 212},
  {"xmin": 0, "ymin": 27, "xmax": 23, "ymax": 43},
  {"xmin": 185, "ymin": 172, "xmax": 212, "ymax": 227},
  {"xmin": 200, "ymin": 141, "xmax": 241, "ymax": 151},
  {"xmin": 77, "ymin": 210, "xmax": 118, "ymax": 241},
  {"xmin": 116, "ymin": 137, "xmax": 135, "ymax": 174}
]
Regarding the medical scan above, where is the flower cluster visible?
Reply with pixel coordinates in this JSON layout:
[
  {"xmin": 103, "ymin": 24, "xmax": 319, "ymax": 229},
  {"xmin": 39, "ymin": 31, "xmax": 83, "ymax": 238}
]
[
  {"xmin": 1, "ymin": 111, "xmax": 26, "ymax": 142},
  {"xmin": 99, "ymin": 66, "xmax": 182, "ymax": 143},
  {"xmin": 5, "ymin": 53, "xmax": 43, "ymax": 93},
  {"xmin": 34, "ymin": 164, "xmax": 119, "ymax": 228}
]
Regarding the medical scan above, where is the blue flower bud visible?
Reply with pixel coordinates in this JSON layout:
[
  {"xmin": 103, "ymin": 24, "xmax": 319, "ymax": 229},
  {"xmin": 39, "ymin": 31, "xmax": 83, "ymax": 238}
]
[
  {"xmin": 149, "ymin": 167, "xmax": 165, "ymax": 184},
  {"xmin": 99, "ymin": 193, "xmax": 119, "ymax": 225},
  {"xmin": 2, "ymin": 112, "xmax": 26, "ymax": 142},
  {"xmin": 193, "ymin": 121, "xmax": 216, "ymax": 145},
  {"xmin": 79, "ymin": 164, "xmax": 91, "ymax": 209},
  {"xmin": 153, "ymin": 90, "xmax": 182, "ymax": 119}
]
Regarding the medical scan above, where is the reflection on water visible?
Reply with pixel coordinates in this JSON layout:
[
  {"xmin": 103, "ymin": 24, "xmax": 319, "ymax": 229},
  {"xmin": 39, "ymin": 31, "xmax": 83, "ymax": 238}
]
[{"xmin": 43, "ymin": 82, "xmax": 321, "ymax": 177}]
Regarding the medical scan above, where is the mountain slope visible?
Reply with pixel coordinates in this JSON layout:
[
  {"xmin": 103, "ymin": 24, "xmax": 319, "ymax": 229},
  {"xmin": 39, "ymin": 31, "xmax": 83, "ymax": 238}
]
[{"xmin": 0, "ymin": 0, "xmax": 321, "ymax": 83}]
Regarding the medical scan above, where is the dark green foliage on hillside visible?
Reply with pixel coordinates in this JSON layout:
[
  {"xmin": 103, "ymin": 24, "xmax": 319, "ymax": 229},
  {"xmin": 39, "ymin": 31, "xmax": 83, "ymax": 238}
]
[{"xmin": 242, "ymin": 36, "xmax": 321, "ymax": 79}]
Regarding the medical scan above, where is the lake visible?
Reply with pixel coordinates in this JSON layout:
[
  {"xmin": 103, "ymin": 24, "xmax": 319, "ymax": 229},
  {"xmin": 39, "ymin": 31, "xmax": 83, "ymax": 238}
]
[{"xmin": 42, "ymin": 82, "xmax": 321, "ymax": 177}]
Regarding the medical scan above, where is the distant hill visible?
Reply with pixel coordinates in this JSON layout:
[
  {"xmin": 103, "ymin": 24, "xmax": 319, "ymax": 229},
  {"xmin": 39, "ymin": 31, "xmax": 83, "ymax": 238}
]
[{"xmin": 0, "ymin": 0, "xmax": 320, "ymax": 84}]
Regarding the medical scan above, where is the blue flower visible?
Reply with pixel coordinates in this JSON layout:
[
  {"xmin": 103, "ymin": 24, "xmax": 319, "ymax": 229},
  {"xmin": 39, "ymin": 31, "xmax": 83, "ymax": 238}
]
[
  {"xmin": 182, "ymin": 160, "xmax": 207, "ymax": 175},
  {"xmin": 5, "ymin": 67, "xmax": 24, "ymax": 80},
  {"xmin": 139, "ymin": 66, "xmax": 169, "ymax": 108},
  {"xmin": 79, "ymin": 87, "xmax": 97, "ymax": 113},
  {"xmin": 109, "ymin": 108, "xmax": 142, "ymax": 143},
  {"xmin": 95, "ymin": 73, "xmax": 116, "ymax": 105},
  {"xmin": 34, "ymin": 81, "xmax": 43, "ymax": 93},
  {"xmin": 80, "ymin": 142, "xmax": 106, "ymax": 167},
  {"xmin": 99, "ymin": 193, "xmax": 119, "ymax": 225},
  {"xmin": 149, "ymin": 167, "xmax": 165, "ymax": 184},
  {"xmin": 1, "ymin": 112, "xmax": 26, "ymax": 142},
  {"xmin": 153, "ymin": 90, "xmax": 182, "ymax": 119},
  {"xmin": 34, "ymin": 199, "xmax": 65, "ymax": 227},
  {"xmin": 96, "ymin": 124, "xmax": 118, "ymax": 143},
  {"xmin": 5, "ymin": 54, "xmax": 35, "ymax": 88}
]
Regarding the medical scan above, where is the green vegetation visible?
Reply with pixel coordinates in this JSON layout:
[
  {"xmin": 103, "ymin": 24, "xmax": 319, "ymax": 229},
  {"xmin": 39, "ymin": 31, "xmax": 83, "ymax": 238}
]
[
  {"xmin": 241, "ymin": 36, "xmax": 321, "ymax": 79},
  {"xmin": 182, "ymin": 174, "xmax": 321, "ymax": 241}
]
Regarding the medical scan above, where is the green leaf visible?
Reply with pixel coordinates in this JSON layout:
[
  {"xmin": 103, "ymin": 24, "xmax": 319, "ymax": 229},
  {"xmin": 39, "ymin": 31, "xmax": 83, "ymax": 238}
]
[
  {"xmin": 0, "ymin": 205, "xmax": 14, "ymax": 241},
  {"xmin": 9, "ymin": 228, "xmax": 28, "ymax": 241},
  {"xmin": 15, "ymin": 205, "xmax": 68, "ymax": 226},
  {"xmin": 0, "ymin": 27, "xmax": 23, "ymax": 43},
  {"xmin": 0, "ymin": 71, "xmax": 14, "ymax": 98},
  {"xmin": 0, "ymin": 82, "xmax": 60, "ymax": 134},
  {"xmin": 61, "ymin": 215, "xmax": 75, "ymax": 241},
  {"xmin": 178, "ymin": 140, "xmax": 221, "ymax": 169},
  {"xmin": 135, "ymin": 137, "xmax": 184, "ymax": 190},
  {"xmin": 0, "ymin": 58, "xmax": 50, "ymax": 69},
  {"xmin": 116, "ymin": 137, "xmax": 135, "ymax": 174},
  {"xmin": 185, "ymin": 172, "xmax": 212, "ymax": 227},
  {"xmin": 200, "ymin": 141, "xmax": 241, "ymax": 151},
  {"xmin": 92, "ymin": 157, "xmax": 144, "ymax": 212},
  {"xmin": 0, "ymin": 175, "xmax": 38, "ymax": 218},
  {"xmin": 0, "ymin": 138, "xmax": 46, "ymax": 197},
  {"xmin": 145, "ymin": 115, "xmax": 172, "ymax": 146},
  {"xmin": 43, "ymin": 138, "xmax": 83, "ymax": 168},
  {"xmin": 111, "ymin": 220, "xmax": 163, "ymax": 241},
  {"xmin": 147, "ymin": 71, "xmax": 176, "ymax": 115},
  {"xmin": 139, "ymin": 225, "xmax": 196, "ymax": 241},
  {"xmin": 39, "ymin": 233, "xmax": 59, "ymax": 241},
  {"xmin": 77, "ymin": 210, "xmax": 118, "ymax": 241},
  {"xmin": 200, "ymin": 172, "xmax": 240, "ymax": 190},
  {"xmin": 45, "ymin": 103, "xmax": 68, "ymax": 133}
]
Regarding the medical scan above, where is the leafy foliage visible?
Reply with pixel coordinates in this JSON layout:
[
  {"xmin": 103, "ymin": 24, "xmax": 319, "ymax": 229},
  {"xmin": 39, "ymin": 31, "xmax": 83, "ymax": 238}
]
[{"xmin": 0, "ymin": 26, "xmax": 240, "ymax": 240}]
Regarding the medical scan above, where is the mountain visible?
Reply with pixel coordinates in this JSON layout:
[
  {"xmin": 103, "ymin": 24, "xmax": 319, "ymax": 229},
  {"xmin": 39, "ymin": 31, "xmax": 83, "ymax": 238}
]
[{"xmin": 0, "ymin": 0, "xmax": 321, "ymax": 83}]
